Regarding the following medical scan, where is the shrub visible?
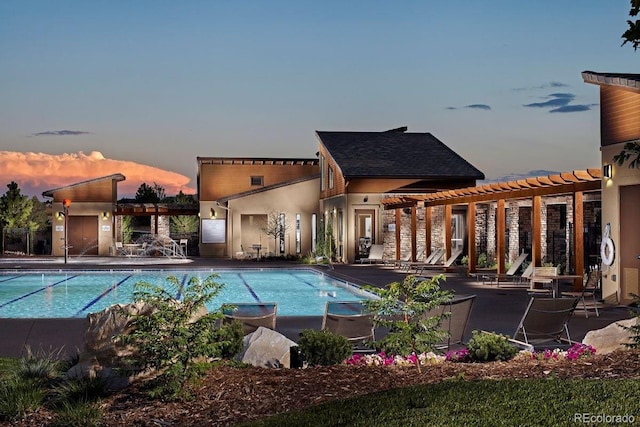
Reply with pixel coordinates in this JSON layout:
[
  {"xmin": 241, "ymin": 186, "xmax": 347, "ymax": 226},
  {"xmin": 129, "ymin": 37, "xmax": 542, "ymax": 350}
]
[
  {"xmin": 117, "ymin": 274, "xmax": 243, "ymax": 399},
  {"xmin": 51, "ymin": 401, "xmax": 103, "ymax": 427},
  {"xmin": 297, "ymin": 329, "xmax": 352, "ymax": 366},
  {"xmin": 362, "ymin": 275, "xmax": 453, "ymax": 373},
  {"xmin": 466, "ymin": 330, "xmax": 517, "ymax": 362},
  {"xmin": 622, "ymin": 293, "xmax": 640, "ymax": 349},
  {"xmin": 0, "ymin": 377, "xmax": 45, "ymax": 421}
]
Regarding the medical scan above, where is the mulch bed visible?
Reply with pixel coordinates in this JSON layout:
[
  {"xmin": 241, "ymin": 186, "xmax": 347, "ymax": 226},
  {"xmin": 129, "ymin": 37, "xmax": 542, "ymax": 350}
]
[{"xmin": 6, "ymin": 350, "xmax": 640, "ymax": 427}]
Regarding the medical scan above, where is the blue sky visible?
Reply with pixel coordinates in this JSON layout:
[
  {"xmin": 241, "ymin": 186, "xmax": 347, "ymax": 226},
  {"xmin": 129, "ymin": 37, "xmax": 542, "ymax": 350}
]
[{"xmin": 0, "ymin": 1, "xmax": 637, "ymax": 196}]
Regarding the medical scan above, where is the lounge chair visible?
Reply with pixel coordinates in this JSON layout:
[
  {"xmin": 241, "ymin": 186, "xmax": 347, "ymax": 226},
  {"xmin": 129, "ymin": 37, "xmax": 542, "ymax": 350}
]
[
  {"xmin": 512, "ymin": 296, "xmax": 579, "ymax": 349},
  {"xmin": 422, "ymin": 294, "xmax": 476, "ymax": 351},
  {"xmin": 358, "ymin": 244, "xmax": 384, "ymax": 264},
  {"xmin": 222, "ymin": 302, "xmax": 278, "ymax": 335},
  {"xmin": 561, "ymin": 270, "xmax": 600, "ymax": 318},
  {"xmin": 322, "ymin": 301, "xmax": 375, "ymax": 346},
  {"xmin": 481, "ymin": 252, "xmax": 529, "ymax": 286},
  {"xmin": 402, "ymin": 248, "xmax": 445, "ymax": 273},
  {"xmin": 413, "ymin": 247, "xmax": 464, "ymax": 274}
]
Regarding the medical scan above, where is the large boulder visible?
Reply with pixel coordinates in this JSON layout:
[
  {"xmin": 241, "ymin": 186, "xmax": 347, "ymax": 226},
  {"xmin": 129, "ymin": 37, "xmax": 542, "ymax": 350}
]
[
  {"xmin": 65, "ymin": 302, "xmax": 154, "ymax": 388},
  {"xmin": 66, "ymin": 301, "xmax": 208, "ymax": 389},
  {"xmin": 582, "ymin": 318, "xmax": 638, "ymax": 354},
  {"xmin": 236, "ymin": 327, "xmax": 297, "ymax": 368}
]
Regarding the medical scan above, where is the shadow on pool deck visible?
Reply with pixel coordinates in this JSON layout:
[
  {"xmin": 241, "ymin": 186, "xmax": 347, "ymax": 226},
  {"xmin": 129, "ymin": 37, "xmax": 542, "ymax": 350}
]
[{"xmin": 0, "ymin": 256, "xmax": 633, "ymax": 358}]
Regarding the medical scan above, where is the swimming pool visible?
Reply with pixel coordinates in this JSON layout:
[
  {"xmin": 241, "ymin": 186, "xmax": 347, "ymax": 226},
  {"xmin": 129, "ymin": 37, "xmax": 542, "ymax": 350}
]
[{"xmin": 0, "ymin": 268, "xmax": 375, "ymax": 318}]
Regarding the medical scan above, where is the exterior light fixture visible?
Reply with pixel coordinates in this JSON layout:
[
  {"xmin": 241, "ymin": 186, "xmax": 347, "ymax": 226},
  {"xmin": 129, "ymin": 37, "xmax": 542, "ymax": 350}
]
[
  {"xmin": 603, "ymin": 164, "xmax": 612, "ymax": 179},
  {"xmin": 56, "ymin": 212, "xmax": 65, "ymax": 221},
  {"xmin": 101, "ymin": 211, "xmax": 110, "ymax": 220},
  {"xmin": 210, "ymin": 208, "xmax": 216, "ymax": 218},
  {"xmin": 363, "ymin": 195, "xmax": 368, "ymax": 202}
]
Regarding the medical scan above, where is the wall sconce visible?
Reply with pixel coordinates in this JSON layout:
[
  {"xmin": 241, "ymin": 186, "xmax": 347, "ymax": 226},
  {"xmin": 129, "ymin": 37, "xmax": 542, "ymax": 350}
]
[
  {"xmin": 210, "ymin": 208, "xmax": 216, "ymax": 218},
  {"xmin": 363, "ymin": 195, "xmax": 368, "ymax": 203},
  {"xmin": 603, "ymin": 164, "xmax": 612, "ymax": 179},
  {"xmin": 101, "ymin": 211, "xmax": 110, "ymax": 221},
  {"xmin": 56, "ymin": 212, "xmax": 65, "ymax": 221}
]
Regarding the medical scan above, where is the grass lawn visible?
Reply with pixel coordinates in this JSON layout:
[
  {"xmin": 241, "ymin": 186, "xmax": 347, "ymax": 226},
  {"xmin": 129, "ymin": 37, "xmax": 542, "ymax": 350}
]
[{"xmin": 241, "ymin": 378, "xmax": 640, "ymax": 427}]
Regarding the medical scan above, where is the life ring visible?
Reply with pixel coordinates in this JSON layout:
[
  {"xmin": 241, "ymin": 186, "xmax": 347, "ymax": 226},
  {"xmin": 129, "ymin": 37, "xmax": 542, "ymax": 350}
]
[{"xmin": 601, "ymin": 237, "xmax": 615, "ymax": 266}]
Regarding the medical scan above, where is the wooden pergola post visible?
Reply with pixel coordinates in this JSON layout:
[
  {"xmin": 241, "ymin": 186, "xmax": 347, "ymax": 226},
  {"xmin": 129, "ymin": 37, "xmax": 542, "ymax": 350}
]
[
  {"xmin": 496, "ymin": 199, "xmax": 506, "ymax": 275},
  {"xmin": 467, "ymin": 202, "xmax": 476, "ymax": 275},
  {"xmin": 573, "ymin": 191, "xmax": 585, "ymax": 290}
]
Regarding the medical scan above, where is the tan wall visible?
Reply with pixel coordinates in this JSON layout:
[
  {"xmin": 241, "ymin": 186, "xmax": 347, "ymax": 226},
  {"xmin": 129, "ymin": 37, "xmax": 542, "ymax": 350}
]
[
  {"xmin": 601, "ymin": 86, "xmax": 640, "ymax": 146},
  {"xmin": 199, "ymin": 161, "xmax": 318, "ymax": 201},
  {"xmin": 50, "ymin": 202, "xmax": 115, "ymax": 256},
  {"xmin": 199, "ymin": 178, "xmax": 320, "ymax": 257},
  {"xmin": 600, "ymin": 145, "xmax": 640, "ymax": 302}
]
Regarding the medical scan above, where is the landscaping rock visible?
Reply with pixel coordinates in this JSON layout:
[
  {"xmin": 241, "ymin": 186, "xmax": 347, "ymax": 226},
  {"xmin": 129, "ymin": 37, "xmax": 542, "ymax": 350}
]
[
  {"xmin": 237, "ymin": 327, "xmax": 297, "ymax": 368},
  {"xmin": 66, "ymin": 301, "xmax": 208, "ymax": 389},
  {"xmin": 582, "ymin": 318, "xmax": 638, "ymax": 354}
]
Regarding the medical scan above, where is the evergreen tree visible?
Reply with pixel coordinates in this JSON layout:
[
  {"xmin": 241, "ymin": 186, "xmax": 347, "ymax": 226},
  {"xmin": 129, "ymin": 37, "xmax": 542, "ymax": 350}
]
[{"xmin": 0, "ymin": 182, "xmax": 33, "ymax": 229}]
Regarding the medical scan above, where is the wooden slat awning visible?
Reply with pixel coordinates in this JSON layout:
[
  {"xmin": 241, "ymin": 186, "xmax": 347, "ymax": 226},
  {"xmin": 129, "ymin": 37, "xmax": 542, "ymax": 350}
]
[
  {"xmin": 381, "ymin": 169, "xmax": 601, "ymax": 209},
  {"xmin": 115, "ymin": 203, "xmax": 199, "ymax": 216}
]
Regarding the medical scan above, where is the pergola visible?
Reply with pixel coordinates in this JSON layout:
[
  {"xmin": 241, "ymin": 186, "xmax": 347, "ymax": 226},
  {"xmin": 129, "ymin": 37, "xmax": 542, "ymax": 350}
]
[{"xmin": 382, "ymin": 169, "xmax": 602, "ymax": 288}]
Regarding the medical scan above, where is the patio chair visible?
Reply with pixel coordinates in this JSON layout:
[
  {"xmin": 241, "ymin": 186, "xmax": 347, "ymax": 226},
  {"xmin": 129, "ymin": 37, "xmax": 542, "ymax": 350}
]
[
  {"xmin": 414, "ymin": 247, "xmax": 464, "ymax": 274},
  {"xmin": 512, "ymin": 296, "xmax": 579, "ymax": 349},
  {"xmin": 222, "ymin": 302, "xmax": 278, "ymax": 335},
  {"xmin": 322, "ymin": 301, "xmax": 375, "ymax": 347},
  {"xmin": 358, "ymin": 244, "xmax": 384, "ymax": 264},
  {"xmin": 422, "ymin": 294, "xmax": 476, "ymax": 351},
  {"xmin": 561, "ymin": 270, "xmax": 600, "ymax": 318},
  {"xmin": 481, "ymin": 252, "xmax": 529, "ymax": 286},
  {"xmin": 402, "ymin": 248, "xmax": 445, "ymax": 273}
]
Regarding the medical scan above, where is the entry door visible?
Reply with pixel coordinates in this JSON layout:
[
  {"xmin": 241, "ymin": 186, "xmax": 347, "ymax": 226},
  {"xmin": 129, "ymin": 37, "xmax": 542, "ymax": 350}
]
[
  {"xmin": 68, "ymin": 216, "xmax": 98, "ymax": 255},
  {"xmin": 620, "ymin": 185, "xmax": 640, "ymax": 303},
  {"xmin": 355, "ymin": 209, "xmax": 375, "ymax": 260}
]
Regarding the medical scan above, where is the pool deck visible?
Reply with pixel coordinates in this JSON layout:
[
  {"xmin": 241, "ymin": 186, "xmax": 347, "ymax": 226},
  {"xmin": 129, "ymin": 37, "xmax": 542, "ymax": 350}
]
[{"xmin": 0, "ymin": 256, "xmax": 633, "ymax": 359}]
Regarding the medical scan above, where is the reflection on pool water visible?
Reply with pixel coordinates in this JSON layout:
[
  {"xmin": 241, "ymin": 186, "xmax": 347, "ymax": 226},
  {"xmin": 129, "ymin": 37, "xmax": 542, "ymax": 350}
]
[{"xmin": 0, "ymin": 269, "xmax": 375, "ymax": 318}]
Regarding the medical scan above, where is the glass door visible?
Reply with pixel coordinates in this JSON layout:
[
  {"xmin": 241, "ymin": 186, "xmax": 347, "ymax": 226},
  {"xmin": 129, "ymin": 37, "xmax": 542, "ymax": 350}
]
[{"xmin": 355, "ymin": 209, "xmax": 375, "ymax": 260}]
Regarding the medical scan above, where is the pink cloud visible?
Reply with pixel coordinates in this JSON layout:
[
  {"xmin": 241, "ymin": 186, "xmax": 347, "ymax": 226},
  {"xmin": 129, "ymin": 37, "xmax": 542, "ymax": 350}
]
[{"xmin": 0, "ymin": 151, "xmax": 196, "ymax": 199}]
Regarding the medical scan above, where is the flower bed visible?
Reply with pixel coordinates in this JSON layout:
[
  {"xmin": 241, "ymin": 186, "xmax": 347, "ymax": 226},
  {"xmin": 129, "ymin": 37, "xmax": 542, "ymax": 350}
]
[{"xmin": 344, "ymin": 343, "xmax": 596, "ymax": 366}]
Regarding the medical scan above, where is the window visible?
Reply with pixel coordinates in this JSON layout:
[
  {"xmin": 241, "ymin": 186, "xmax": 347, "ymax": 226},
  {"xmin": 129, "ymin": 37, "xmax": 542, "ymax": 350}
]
[
  {"xmin": 295, "ymin": 213, "xmax": 301, "ymax": 254},
  {"xmin": 319, "ymin": 155, "xmax": 326, "ymax": 191},
  {"xmin": 250, "ymin": 176, "xmax": 263, "ymax": 186},
  {"xmin": 328, "ymin": 167, "xmax": 334, "ymax": 189},
  {"xmin": 279, "ymin": 213, "xmax": 285, "ymax": 254}
]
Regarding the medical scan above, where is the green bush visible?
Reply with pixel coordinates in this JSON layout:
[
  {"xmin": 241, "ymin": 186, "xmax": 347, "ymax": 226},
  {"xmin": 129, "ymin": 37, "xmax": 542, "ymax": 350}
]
[
  {"xmin": 466, "ymin": 330, "xmax": 517, "ymax": 362},
  {"xmin": 297, "ymin": 329, "xmax": 352, "ymax": 366},
  {"xmin": 363, "ymin": 275, "xmax": 453, "ymax": 372},
  {"xmin": 118, "ymin": 274, "xmax": 244, "ymax": 399}
]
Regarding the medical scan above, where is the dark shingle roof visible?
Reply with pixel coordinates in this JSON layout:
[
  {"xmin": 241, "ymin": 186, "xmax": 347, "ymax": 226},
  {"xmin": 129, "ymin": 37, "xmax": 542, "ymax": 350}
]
[{"xmin": 315, "ymin": 130, "xmax": 484, "ymax": 180}]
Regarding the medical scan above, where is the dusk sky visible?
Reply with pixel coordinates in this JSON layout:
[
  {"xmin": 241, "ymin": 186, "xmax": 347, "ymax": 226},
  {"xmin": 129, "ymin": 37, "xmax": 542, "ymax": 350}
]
[{"xmin": 1, "ymin": 1, "xmax": 638, "ymax": 198}]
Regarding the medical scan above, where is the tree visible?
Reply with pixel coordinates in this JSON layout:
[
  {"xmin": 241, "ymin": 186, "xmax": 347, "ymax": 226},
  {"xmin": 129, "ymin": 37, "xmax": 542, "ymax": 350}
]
[
  {"xmin": 622, "ymin": 0, "xmax": 640, "ymax": 50},
  {"xmin": 0, "ymin": 182, "xmax": 33, "ymax": 229},
  {"xmin": 362, "ymin": 275, "xmax": 453, "ymax": 373},
  {"xmin": 27, "ymin": 196, "xmax": 49, "ymax": 232},
  {"xmin": 171, "ymin": 215, "xmax": 198, "ymax": 234},
  {"xmin": 259, "ymin": 212, "xmax": 289, "ymax": 256},
  {"xmin": 118, "ymin": 275, "xmax": 243, "ymax": 399},
  {"xmin": 134, "ymin": 183, "xmax": 166, "ymax": 203},
  {"xmin": 613, "ymin": 141, "xmax": 640, "ymax": 169}
]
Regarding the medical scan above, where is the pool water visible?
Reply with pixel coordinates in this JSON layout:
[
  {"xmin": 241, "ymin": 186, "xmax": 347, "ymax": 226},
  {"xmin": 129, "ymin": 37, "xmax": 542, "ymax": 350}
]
[{"xmin": 0, "ymin": 269, "xmax": 374, "ymax": 318}]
